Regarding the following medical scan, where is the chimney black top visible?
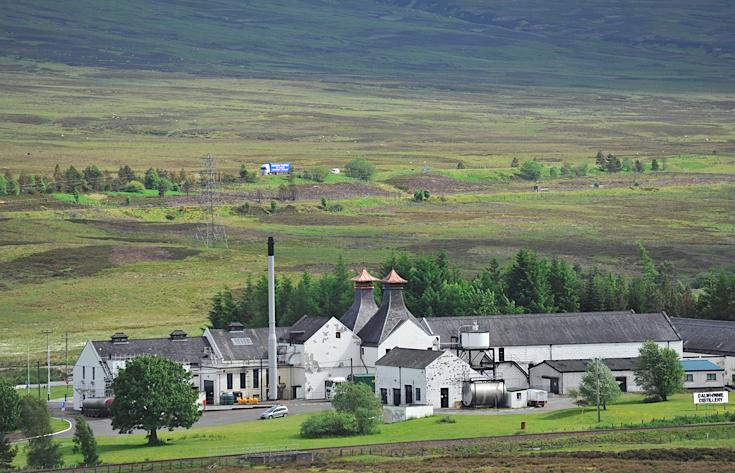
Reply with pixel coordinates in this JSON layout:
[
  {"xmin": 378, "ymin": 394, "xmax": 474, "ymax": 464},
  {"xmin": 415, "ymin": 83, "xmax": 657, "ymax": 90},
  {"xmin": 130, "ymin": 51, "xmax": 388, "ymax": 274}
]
[
  {"xmin": 169, "ymin": 330, "xmax": 187, "ymax": 340},
  {"xmin": 111, "ymin": 332, "xmax": 129, "ymax": 343},
  {"xmin": 268, "ymin": 237, "xmax": 274, "ymax": 256},
  {"xmin": 226, "ymin": 322, "xmax": 245, "ymax": 332}
]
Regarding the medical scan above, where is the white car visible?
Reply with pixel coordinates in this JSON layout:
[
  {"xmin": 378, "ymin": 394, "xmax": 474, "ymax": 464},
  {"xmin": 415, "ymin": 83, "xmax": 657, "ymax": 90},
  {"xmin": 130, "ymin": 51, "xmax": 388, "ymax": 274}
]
[{"xmin": 260, "ymin": 405, "xmax": 289, "ymax": 419}]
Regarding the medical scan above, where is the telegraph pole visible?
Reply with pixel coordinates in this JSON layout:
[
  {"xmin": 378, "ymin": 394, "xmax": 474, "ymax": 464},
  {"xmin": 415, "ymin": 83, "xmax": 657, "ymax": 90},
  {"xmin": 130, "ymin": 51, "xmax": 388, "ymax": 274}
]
[
  {"xmin": 43, "ymin": 329, "xmax": 51, "ymax": 401},
  {"xmin": 596, "ymin": 365, "xmax": 601, "ymax": 423},
  {"xmin": 64, "ymin": 332, "xmax": 69, "ymax": 407},
  {"xmin": 26, "ymin": 344, "xmax": 30, "ymax": 394}
]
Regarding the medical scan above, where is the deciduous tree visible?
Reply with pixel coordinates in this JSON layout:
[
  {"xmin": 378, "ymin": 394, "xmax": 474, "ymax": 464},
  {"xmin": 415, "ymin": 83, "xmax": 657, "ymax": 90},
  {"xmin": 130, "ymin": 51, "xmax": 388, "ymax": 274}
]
[
  {"xmin": 634, "ymin": 341, "xmax": 684, "ymax": 402},
  {"xmin": 578, "ymin": 359, "xmax": 621, "ymax": 419},
  {"xmin": 110, "ymin": 355, "xmax": 200, "ymax": 445}
]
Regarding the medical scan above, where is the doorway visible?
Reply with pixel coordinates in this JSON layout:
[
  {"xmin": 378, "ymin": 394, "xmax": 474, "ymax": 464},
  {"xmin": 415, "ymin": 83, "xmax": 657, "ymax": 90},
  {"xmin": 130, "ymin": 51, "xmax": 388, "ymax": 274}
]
[
  {"xmin": 615, "ymin": 377, "xmax": 627, "ymax": 393},
  {"xmin": 392, "ymin": 388, "xmax": 401, "ymax": 406},
  {"xmin": 440, "ymin": 388, "xmax": 449, "ymax": 408},
  {"xmin": 204, "ymin": 380, "xmax": 214, "ymax": 405},
  {"xmin": 549, "ymin": 377, "xmax": 559, "ymax": 394},
  {"xmin": 404, "ymin": 385, "xmax": 413, "ymax": 405}
]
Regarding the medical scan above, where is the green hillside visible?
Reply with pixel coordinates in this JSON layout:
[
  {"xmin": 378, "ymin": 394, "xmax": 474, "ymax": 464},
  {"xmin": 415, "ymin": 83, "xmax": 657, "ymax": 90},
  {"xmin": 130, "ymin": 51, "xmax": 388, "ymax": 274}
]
[{"xmin": 1, "ymin": 0, "xmax": 733, "ymax": 90}]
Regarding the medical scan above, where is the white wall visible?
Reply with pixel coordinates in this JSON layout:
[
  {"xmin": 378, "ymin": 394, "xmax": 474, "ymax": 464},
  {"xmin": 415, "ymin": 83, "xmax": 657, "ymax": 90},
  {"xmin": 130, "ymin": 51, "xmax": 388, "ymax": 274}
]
[
  {"xmin": 507, "ymin": 390, "xmax": 527, "ymax": 408},
  {"xmin": 501, "ymin": 340, "xmax": 682, "ymax": 372},
  {"xmin": 425, "ymin": 352, "xmax": 482, "ymax": 408},
  {"xmin": 302, "ymin": 318, "xmax": 363, "ymax": 399},
  {"xmin": 376, "ymin": 365, "xmax": 427, "ymax": 406},
  {"xmin": 494, "ymin": 362, "xmax": 529, "ymax": 390},
  {"xmin": 378, "ymin": 321, "xmax": 437, "ymax": 363},
  {"xmin": 529, "ymin": 363, "xmax": 558, "ymax": 393},
  {"xmin": 72, "ymin": 342, "xmax": 105, "ymax": 410},
  {"xmin": 684, "ymin": 354, "xmax": 735, "ymax": 387},
  {"xmin": 684, "ymin": 370, "xmax": 725, "ymax": 390}
]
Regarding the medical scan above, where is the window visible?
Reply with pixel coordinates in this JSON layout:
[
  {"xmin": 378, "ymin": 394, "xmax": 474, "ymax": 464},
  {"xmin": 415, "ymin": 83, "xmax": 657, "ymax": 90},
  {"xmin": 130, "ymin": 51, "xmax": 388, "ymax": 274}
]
[
  {"xmin": 266, "ymin": 369, "xmax": 270, "ymax": 387},
  {"xmin": 82, "ymin": 366, "xmax": 86, "ymax": 379},
  {"xmin": 335, "ymin": 332, "xmax": 341, "ymax": 339},
  {"xmin": 707, "ymin": 373, "xmax": 717, "ymax": 381},
  {"xmin": 253, "ymin": 369, "xmax": 259, "ymax": 388},
  {"xmin": 92, "ymin": 367, "xmax": 95, "ymax": 380},
  {"xmin": 226, "ymin": 373, "xmax": 233, "ymax": 390},
  {"xmin": 415, "ymin": 388, "xmax": 421, "ymax": 402},
  {"xmin": 516, "ymin": 392, "xmax": 522, "ymax": 400},
  {"xmin": 685, "ymin": 374, "xmax": 693, "ymax": 382},
  {"xmin": 380, "ymin": 388, "xmax": 388, "ymax": 405},
  {"xmin": 385, "ymin": 349, "xmax": 390, "ymax": 355},
  {"xmin": 240, "ymin": 372, "xmax": 247, "ymax": 389},
  {"xmin": 498, "ymin": 348, "xmax": 505, "ymax": 362},
  {"xmin": 361, "ymin": 347, "xmax": 365, "ymax": 355},
  {"xmin": 732, "ymin": 374, "xmax": 735, "ymax": 383}
]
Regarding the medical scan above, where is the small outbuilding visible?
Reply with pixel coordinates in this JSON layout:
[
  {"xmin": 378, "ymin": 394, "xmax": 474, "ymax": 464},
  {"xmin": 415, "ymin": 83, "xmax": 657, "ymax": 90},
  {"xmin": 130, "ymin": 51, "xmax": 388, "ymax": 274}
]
[
  {"xmin": 376, "ymin": 347, "xmax": 483, "ymax": 409},
  {"xmin": 529, "ymin": 358, "xmax": 640, "ymax": 395},
  {"xmin": 681, "ymin": 359, "xmax": 725, "ymax": 390}
]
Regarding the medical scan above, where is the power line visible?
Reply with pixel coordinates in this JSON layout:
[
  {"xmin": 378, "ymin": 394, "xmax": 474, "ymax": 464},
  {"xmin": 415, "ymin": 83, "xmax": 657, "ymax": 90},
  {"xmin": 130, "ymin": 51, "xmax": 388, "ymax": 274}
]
[{"xmin": 195, "ymin": 154, "xmax": 228, "ymax": 249}]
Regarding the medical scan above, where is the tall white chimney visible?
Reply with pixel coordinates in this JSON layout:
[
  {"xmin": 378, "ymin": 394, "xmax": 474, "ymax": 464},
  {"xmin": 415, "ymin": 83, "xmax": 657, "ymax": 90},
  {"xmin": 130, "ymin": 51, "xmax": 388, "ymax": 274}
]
[{"xmin": 267, "ymin": 237, "xmax": 278, "ymax": 401}]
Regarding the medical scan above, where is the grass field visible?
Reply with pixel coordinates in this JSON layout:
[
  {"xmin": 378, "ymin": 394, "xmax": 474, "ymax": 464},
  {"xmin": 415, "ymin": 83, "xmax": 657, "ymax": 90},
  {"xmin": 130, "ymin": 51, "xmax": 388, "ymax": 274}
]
[{"xmin": 9, "ymin": 393, "xmax": 733, "ymax": 467}]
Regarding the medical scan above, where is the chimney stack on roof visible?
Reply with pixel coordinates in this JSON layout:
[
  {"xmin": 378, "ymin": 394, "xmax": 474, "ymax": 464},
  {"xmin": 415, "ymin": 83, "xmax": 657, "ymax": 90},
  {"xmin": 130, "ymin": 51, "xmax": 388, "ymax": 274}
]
[
  {"xmin": 357, "ymin": 269, "xmax": 419, "ymax": 346},
  {"xmin": 340, "ymin": 268, "xmax": 379, "ymax": 334}
]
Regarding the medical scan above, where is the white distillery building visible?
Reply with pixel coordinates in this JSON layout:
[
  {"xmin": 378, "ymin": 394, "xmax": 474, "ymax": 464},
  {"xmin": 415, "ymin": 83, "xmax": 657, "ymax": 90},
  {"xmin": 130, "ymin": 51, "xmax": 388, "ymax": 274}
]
[
  {"xmin": 203, "ymin": 323, "xmax": 293, "ymax": 403},
  {"xmin": 673, "ymin": 317, "xmax": 735, "ymax": 388},
  {"xmin": 681, "ymin": 359, "xmax": 726, "ymax": 390},
  {"xmin": 375, "ymin": 348, "xmax": 482, "ymax": 409},
  {"xmin": 72, "ymin": 330, "xmax": 208, "ymax": 410},
  {"xmin": 529, "ymin": 358, "xmax": 641, "ymax": 395},
  {"xmin": 279, "ymin": 315, "xmax": 363, "ymax": 400}
]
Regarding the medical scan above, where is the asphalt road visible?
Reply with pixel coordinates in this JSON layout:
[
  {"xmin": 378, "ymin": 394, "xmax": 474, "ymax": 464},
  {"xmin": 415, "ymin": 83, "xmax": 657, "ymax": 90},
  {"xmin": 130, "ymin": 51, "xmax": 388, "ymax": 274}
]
[
  {"xmin": 50, "ymin": 400, "xmax": 332, "ymax": 438},
  {"xmin": 50, "ymin": 395, "xmax": 577, "ymax": 438}
]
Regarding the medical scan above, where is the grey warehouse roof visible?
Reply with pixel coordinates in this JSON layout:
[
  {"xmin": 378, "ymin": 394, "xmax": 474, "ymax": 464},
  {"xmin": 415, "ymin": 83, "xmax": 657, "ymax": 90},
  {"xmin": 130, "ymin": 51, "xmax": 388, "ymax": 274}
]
[
  {"xmin": 671, "ymin": 317, "xmax": 735, "ymax": 356},
  {"xmin": 376, "ymin": 347, "xmax": 444, "ymax": 369},
  {"xmin": 419, "ymin": 311, "xmax": 680, "ymax": 347},
  {"xmin": 538, "ymin": 357, "xmax": 638, "ymax": 373},
  {"xmin": 93, "ymin": 334, "xmax": 211, "ymax": 364},
  {"xmin": 280, "ymin": 315, "xmax": 330, "ymax": 344},
  {"xmin": 208, "ymin": 326, "xmax": 289, "ymax": 361}
]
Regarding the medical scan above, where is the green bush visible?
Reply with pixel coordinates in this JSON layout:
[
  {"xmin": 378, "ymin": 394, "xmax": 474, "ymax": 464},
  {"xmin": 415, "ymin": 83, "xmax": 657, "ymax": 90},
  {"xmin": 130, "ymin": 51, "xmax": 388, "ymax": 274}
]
[
  {"xmin": 413, "ymin": 189, "xmax": 430, "ymax": 201},
  {"xmin": 344, "ymin": 157, "xmax": 375, "ymax": 181},
  {"xmin": 122, "ymin": 180, "xmax": 145, "ymax": 193},
  {"xmin": 517, "ymin": 160, "xmax": 544, "ymax": 181},
  {"xmin": 331, "ymin": 383, "xmax": 382, "ymax": 435},
  {"xmin": 303, "ymin": 167, "xmax": 328, "ymax": 182},
  {"xmin": 300, "ymin": 411, "xmax": 358, "ymax": 438}
]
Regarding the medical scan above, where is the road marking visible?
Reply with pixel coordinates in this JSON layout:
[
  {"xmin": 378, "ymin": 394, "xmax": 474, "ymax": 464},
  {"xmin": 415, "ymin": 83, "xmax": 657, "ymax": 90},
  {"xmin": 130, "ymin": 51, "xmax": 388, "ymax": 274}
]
[{"xmin": 11, "ymin": 418, "xmax": 72, "ymax": 444}]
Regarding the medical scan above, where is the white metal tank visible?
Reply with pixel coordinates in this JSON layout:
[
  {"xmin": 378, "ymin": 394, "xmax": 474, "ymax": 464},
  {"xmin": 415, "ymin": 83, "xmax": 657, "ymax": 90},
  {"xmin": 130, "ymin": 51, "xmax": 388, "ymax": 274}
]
[
  {"xmin": 462, "ymin": 380, "xmax": 506, "ymax": 408},
  {"xmin": 460, "ymin": 331, "xmax": 490, "ymax": 349}
]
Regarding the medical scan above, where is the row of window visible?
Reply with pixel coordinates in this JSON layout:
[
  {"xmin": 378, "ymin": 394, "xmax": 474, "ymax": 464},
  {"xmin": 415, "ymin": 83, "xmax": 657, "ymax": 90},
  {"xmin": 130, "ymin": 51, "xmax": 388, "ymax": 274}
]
[
  {"xmin": 81, "ymin": 366, "xmax": 95, "ymax": 380},
  {"xmin": 225, "ymin": 369, "xmax": 262, "ymax": 390},
  {"xmin": 685, "ymin": 373, "xmax": 719, "ymax": 382},
  {"xmin": 379, "ymin": 385, "xmax": 422, "ymax": 406}
]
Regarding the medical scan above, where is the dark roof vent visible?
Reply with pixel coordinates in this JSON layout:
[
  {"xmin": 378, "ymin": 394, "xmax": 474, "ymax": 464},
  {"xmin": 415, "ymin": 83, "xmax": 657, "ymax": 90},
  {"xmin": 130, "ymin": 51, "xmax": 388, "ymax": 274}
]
[
  {"xmin": 111, "ymin": 332, "xmax": 129, "ymax": 344},
  {"xmin": 226, "ymin": 322, "xmax": 245, "ymax": 332},
  {"xmin": 169, "ymin": 330, "xmax": 187, "ymax": 340}
]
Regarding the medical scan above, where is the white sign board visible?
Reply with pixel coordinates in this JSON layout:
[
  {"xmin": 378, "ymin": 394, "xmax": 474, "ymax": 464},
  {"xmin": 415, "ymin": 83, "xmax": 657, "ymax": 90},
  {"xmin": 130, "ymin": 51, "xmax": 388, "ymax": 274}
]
[{"xmin": 693, "ymin": 391, "xmax": 729, "ymax": 404}]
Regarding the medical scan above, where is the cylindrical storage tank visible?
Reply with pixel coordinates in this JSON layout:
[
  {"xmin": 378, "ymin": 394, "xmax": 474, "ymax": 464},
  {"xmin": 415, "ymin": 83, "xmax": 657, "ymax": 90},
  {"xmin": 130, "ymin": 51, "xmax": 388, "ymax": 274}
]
[
  {"xmin": 460, "ymin": 331, "xmax": 490, "ymax": 349},
  {"xmin": 462, "ymin": 381, "xmax": 506, "ymax": 408},
  {"xmin": 82, "ymin": 398, "xmax": 114, "ymax": 417}
]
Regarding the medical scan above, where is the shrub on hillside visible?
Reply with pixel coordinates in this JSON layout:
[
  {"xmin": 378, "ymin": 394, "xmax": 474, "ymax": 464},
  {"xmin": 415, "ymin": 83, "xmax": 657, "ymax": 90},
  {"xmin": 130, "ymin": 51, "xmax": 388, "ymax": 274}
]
[
  {"xmin": 300, "ymin": 411, "xmax": 358, "ymax": 438},
  {"xmin": 122, "ymin": 180, "xmax": 145, "ymax": 193},
  {"xmin": 344, "ymin": 157, "xmax": 375, "ymax": 181},
  {"xmin": 517, "ymin": 160, "xmax": 544, "ymax": 181}
]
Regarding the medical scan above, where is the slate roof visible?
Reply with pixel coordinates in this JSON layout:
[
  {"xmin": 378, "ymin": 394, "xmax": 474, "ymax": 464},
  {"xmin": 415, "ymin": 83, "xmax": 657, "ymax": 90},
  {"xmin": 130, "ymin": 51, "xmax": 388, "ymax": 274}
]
[
  {"xmin": 279, "ymin": 315, "xmax": 329, "ymax": 344},
  {"xmin": 419, "ymin": 311, "xmax": 680, "ymax": 346},
  {"xmin": 357, "ymin": 285, "xmax": 424, "ymax": 346},
  {"xmin": 680, "ymin": 359, "xmax": 724, "ymax": 372},
  {"xmin": 340, "ymin": 287, "xmax": 379, "ymax": 334},
  {"xmin": 671, "ymin": 317, "xmax": 735, "ymax": 356},
  {"xmin": 375, "ymin": 347, "xmax": 445, "ymax": 369},
  {"xmin": 208, "ymin": 326, "xmax": 289, "ymax": 361},
  {"xmin": 538, "ymin": 357, "xmax": 638, "ymax": 373},
  {"xmin": 93, "ymin": 334, "xmax": 211, "ymax": 365}
]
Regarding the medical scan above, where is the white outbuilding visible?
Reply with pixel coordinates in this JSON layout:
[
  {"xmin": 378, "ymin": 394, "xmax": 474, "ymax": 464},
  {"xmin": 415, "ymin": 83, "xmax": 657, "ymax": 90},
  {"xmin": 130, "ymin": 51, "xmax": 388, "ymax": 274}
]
[
  {"xmin": 529, "ymin": 358, "xmax": 640, "ymax": 395},
  {"xmin": 375, "ymin": 347, "xmax": 483, "ymax": 409}
]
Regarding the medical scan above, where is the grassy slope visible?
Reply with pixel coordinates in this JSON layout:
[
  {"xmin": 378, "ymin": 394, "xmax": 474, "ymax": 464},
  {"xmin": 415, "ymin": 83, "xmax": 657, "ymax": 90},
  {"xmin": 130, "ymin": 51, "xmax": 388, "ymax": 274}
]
[
  {"xmin": 1, "ymin": 1, "xmax": 733, "ymax": 90},
  {"xmin": 1, "ymin": 183, "xmax": 733, "ymax": 358},
  {"xmin": 11, "ymin": 393, "xmax": 734, "ymax": 467}
]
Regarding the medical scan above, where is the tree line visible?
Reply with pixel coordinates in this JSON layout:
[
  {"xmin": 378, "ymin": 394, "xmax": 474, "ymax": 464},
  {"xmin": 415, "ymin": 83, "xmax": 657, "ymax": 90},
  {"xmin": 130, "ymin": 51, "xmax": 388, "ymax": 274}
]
[{"xmin": 209, "ymin": 247, "xmax": 734, "ymax": 329}]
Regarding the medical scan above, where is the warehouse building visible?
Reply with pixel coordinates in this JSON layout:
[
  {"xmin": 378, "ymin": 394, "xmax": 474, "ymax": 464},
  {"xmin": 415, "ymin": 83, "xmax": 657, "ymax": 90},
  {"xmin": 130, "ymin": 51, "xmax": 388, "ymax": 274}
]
[
  {"xmin": 672, "ymin": 317, "xmax": 735, "ymax": 388},
  {"xmin": 529, "ymin": 358, "xmax": 640, "ymax": 394},
  {"xmin": 72, "ymin": 330, "xmax": 209, "ymax": 410}
]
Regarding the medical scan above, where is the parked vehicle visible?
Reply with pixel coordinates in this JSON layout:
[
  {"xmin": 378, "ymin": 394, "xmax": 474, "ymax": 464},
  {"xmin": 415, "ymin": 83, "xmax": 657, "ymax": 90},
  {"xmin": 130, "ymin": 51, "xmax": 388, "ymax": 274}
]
[
  {"xmin": 527, "ymin": 389, "xmax": 548, "ymax": 407},
  {"xmin": 82, "ymin": 398, "xmax": 114, "ymax": 417},
  {"xmin": 260, "ymin": 405, "xmax": 288, "ymax": 419},
  {"xmin": 325, "ymin": 376, "xmax": 346, "ymax": 400}
]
